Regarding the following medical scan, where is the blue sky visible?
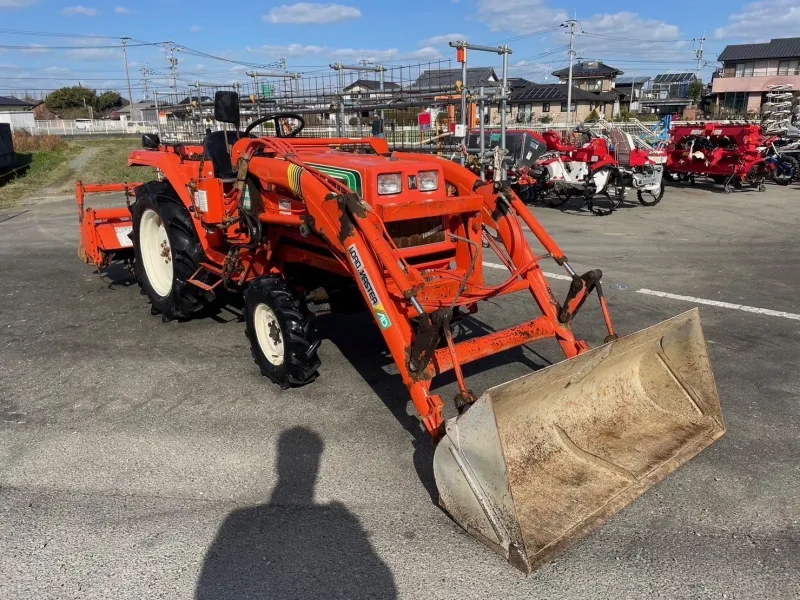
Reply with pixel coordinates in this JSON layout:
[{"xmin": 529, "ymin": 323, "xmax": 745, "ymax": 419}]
[{"xmin": 1, "ymin": 0, "xmax": 799, "ymax": 100}]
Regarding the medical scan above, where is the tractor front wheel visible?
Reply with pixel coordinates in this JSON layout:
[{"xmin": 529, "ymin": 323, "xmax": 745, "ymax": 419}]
[
  {"xmin": 244, "ymin": 276, "xmax": 321, "ymax": 388},
  {"xmin": 132, "ymin": 181, "xmax": 210, "ymax": 321}
]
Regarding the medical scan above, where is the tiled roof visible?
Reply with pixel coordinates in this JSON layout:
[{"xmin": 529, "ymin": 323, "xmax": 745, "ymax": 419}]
[
  {"xmin": 718, "ymin": 37, "xmax": 800, "ymax": 61},
  {"xmin": 0, "ymin": 96, "xmax": 36, "ymax": 107},
  {"xmin": 342, "ymin": 79, "xmax": 401, "ymax": 92},
  {"xmin": 552, "ymin": 61, "xmax": 623, "ymax": 78},
  {"xmin": 408, "ymin": 67, "xmax": 498, "ymax": 92}
]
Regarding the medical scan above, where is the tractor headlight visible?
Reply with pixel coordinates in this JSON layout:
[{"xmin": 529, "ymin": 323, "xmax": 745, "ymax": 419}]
[
  {"xmin": 418, "ymin": 170, "xmax": 439, "ymax": 191},
  {"xmin": 378, "ymin": 173, "xmax": 402, "ymax": 195}
]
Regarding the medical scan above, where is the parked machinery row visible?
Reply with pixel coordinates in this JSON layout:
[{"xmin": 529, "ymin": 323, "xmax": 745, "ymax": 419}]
[
  {"xmin": 465, "ymin": 119, "xmax": 799, "ymax": 204},
  {"xmin": 465, "ymin": 125, "xmax": 665, "ymax": 216}
]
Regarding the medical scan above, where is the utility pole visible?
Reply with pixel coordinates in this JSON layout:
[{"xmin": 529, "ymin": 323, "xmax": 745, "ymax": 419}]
[
  {"xmin": 139, "ymin": 64, "xmax": 153, "ymax": 100},
  {"xmin": 563, "ymin": 19, "xmax": 578, "ymax": 124},
  {"xmin": 167, "ymin": 42, "xmax": 179, "ymax": 93},
  {"xmin": 694, "ymin": 33, "xmax": 706, "ymax": 78},
  {"xmin": 121, "ymin": 37, "xmax": 134, "ymax": 105},
  {"xmin": 83, "ymin": 96, "xmax": 93, "ymax": 120}
]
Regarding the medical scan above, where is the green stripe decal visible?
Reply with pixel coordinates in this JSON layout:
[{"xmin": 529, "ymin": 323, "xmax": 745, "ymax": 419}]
[{"xmin": 307, "ymin": 163, "xmax": 363, "ymax": 195}]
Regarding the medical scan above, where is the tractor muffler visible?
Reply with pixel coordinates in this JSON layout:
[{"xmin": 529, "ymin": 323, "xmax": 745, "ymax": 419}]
[{"xmin": 433, "ymin": 308, "xmax": 724, "ymax": 574}]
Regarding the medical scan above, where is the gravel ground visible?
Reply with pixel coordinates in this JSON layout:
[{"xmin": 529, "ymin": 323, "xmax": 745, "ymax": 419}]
[{"xmin": 0, "ymin": 180, "xmax": 798, "ymax": 599}]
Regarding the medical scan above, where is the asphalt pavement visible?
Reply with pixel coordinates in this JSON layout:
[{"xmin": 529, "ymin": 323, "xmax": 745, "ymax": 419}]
[{"xmin": 0, "ymin": 181, "xmax": 798, "ymax": 599}]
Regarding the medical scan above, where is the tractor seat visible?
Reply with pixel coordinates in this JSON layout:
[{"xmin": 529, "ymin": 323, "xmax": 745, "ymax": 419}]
[{"xmin": 203, "ymin": 130, "xmax": 250, "ymax": 180}]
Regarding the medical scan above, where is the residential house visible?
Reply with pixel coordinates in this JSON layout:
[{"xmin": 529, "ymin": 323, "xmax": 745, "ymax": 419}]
[
  {"xmin": 551, "ymin": 61, "xmax": 623, "ymax": 93},
  {"xmin": 409, "ymin": 67, "xmax": 499, "ymax": 126},
  {"xmin": 116, "ymin": 101, "xmax": 158, "ymax": 123},
  {"xmin": 508, "ymin": 84, "xmax": 618, "ymax": 123},
  {"xmin": 0, "ymin": 96, "xmax": 39, "ymax": 112},
  {"xmin": 639, "ymin": 73, "xmax": 697, "ymax": 115},
  {"xmin": 712, "ymin": 37, "xmax": 800, "ymax": 115},
  {"xmin": 342, "ymin": 79, "xmax": 401, "ymax": 100},
  {"xmin": 0, "ymin": 96, "xmax": 39, "ymax": 132},
  {"xmin": 408, "ymin": 67, "xmax": 498, "ymax": 94},
  {"xmin": 614, "ymin": 76, "xmax": 651, "ymax": 112}
]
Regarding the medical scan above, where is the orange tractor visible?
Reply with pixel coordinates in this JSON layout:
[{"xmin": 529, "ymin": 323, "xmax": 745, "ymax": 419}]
[{"xmin": 77, "ymin": 92, "xmax": 725, "ymax": 574}]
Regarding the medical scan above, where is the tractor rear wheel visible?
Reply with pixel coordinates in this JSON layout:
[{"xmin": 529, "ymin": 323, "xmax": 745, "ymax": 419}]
[
  {"xmin": 132, "ymin": 181, "xmax": 210, "ymax": 321},
  {"xmin": 244, "ymin": 276, "xmax": 321, "ymax": 388}
]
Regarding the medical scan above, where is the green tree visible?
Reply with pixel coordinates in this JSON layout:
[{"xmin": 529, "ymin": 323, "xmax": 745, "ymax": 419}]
[
  {"xmin": 45, "ymin": 86, "xmax": 97, "ymax": 112},
  {"xmin": 539, "ymin": 115, "xmax": 553, "ymax": 124},
  {"xmin": 688, "ymin": 80, "xmax": 704, "ymax": 105},
  {"xmin": 95, "ymin": 90, "xmax": 123, "ymax": 112},
  {"xmin": 585, "ymin": 109, "xmax": 601, "ymax": 122}
]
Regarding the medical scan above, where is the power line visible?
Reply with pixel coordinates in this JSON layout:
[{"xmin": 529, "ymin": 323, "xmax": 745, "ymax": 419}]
[
  {"xmin": 0, "ymin": 42, "xmax": 162, "ymax": 50},
  {"xmin": 579, "ymin": 31, "xmax": 697, "ymax": 44},
  {"xmin": 0, "ymin": 28, "xmax": 118, "ymax": 39}
]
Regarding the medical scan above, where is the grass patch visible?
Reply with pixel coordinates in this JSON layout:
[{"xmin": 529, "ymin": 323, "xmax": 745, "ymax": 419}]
[
  {"xmin": 73, "ymin": 137, "xmax": 156, "ymax": 185},
  {"xmin": 12, "ymin": 132, "xmax": 69, "ymax": 152},
  {"xmin": 0, "ymin": 136, "xmax": 156, "ymax": 210},
  {"xmin": 0, "ymin": 146, "xmax": 81, "ymax": 210}
]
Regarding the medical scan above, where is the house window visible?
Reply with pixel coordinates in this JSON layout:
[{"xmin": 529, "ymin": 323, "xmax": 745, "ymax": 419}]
[
  {"xmin": 778, "ymin": 59, "xmax": 800, "ymax": 75},
  {"xmin": 542, "ymin": 102, "xmax": 550, "ymax": 112},
  {"xmin": 735, "ymin": 62, "xmax": 755, "ymax": 77},
  {"xmin": 560, "ymin": 102, "xmax": 576, "ymax": 112}
]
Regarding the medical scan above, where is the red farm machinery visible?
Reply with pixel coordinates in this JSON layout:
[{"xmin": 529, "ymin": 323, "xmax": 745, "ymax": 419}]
[
  {"xmin": 465, "ymin": 125, "xmax": 665, "ymax": 215},
  {"xmin": 76, "ymin": 91, "xmax": 725, "ymax": 574},
  {"xmin": 665, "ymin": 123, "xmax": 769, "ymax": 192}
]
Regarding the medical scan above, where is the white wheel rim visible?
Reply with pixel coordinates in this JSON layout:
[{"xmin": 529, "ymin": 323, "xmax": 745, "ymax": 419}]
[
  {"xmin": 139, "ymin": 208, "xmax": 173, "ymax": 297},
  {"xmin": 254, "ymin": 303, "xmax": 285, "ymax": 366}
]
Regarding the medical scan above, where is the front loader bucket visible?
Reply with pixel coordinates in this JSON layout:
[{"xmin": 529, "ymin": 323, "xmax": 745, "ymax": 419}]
[{"xmin": 433, "ymin": 308, "xmax": 724, "ymax": 574}]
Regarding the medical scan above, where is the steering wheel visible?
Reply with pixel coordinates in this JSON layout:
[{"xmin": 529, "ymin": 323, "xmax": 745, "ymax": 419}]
[{"xmin": 244, "ymin": 113, "xmax": 305, "ymax": 138}]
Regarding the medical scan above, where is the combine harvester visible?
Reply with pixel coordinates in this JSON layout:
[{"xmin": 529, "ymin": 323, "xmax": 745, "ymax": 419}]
[{"xmin": 76, "ymin": 92, "xmax": 725, "ymax": 574}]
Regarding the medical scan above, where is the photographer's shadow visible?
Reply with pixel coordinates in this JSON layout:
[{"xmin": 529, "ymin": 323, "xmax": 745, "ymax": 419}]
[{"xmin": 196, "ymin": 427, "xmax": 397, "ymax": 600}]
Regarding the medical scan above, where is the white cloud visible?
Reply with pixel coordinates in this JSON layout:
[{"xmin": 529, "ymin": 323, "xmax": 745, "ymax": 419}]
[
  {"xmin": 420, "ymin": 33, "xmax": 466, "ymax": 47},
  {"xmin": 0, "ymin": 0, "xmax": 37, "ymax": 6},
  {"xmin": 20, "ymin": 44, "xmax": 50, "ymax": 54},
  {"xmin": 477, "ymin": 0, "xmax": 567, "ymax": 33},
  {"xmin": 190, "ymin": 25, "xmax": 202, "ymax": 32},
  {"xmin": 573, "ymin": 11, "xmax": 688, "ymax": 59},
  {"xmin": 114, "ymin": 6, "xmax": 133, "ymax": 14},
  {"xmin": 715, "ymin": 0, "xmax": 800, "ymax": 41},
  {"xmin": 264, "ymin": 3, "xmax": 361, "ymax": 25},
  {"xmin": 477, "ymin": 1, "xmax": 693, "ymax": 73},
  {"xmin": 62, "ymin": 5, "xmax": 97, "ymax": 16},
  {"xmin": 44, "ymin": 66, "xmax": 70, "ymax": 72}
]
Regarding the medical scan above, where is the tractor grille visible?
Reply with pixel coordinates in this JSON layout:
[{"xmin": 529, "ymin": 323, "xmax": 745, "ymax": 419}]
[{"xmin": 386, "ymin": 217, "xmax": 447, "ymax": 248}]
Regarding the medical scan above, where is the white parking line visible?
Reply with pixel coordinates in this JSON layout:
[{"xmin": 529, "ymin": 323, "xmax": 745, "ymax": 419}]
[
  {"xmin": 637, "ymin": 289, "xmax": 800, "ymax": 321},
  {"xmin": 482, "ymin": 261, "xmax": 573, "ymax": 280},
  {"xmin": 484, "ymin": 260, "xmax": 800, "ymax": 321}
]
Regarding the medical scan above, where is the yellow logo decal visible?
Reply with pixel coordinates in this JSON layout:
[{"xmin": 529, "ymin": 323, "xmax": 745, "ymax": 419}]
[{"xmin": 288, "ymin": 163, "xmax": 304, "ymax": 199}]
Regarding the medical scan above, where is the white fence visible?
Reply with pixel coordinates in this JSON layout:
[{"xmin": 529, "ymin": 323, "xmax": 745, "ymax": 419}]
[{"xmin": 16, "ymin": 119, "xmax": 131, "ymax": 136}]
